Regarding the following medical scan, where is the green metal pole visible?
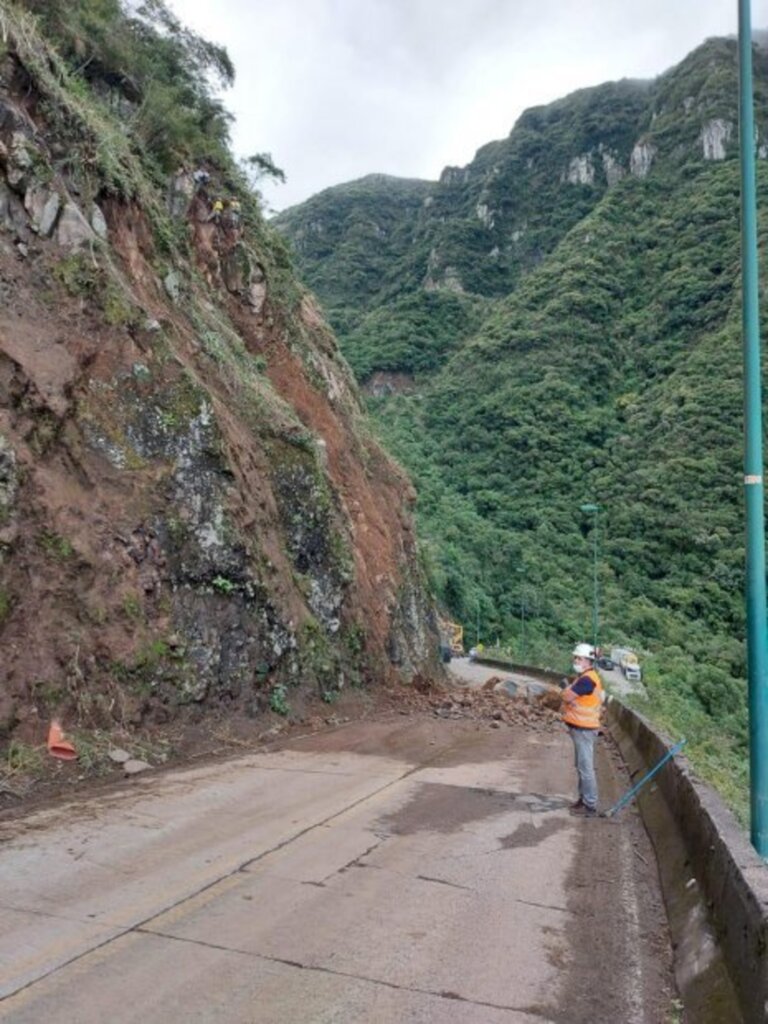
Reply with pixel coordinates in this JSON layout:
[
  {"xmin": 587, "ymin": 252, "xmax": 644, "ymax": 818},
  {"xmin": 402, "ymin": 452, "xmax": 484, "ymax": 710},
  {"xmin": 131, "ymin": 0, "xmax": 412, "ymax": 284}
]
[
  {"xmin": 592, "ymin": 509, "xmax": 599, "ymax": 653},
  {"xmin": 521, "ymin": 591, "xmax": 526, "ymax": 661},
  {"xmin": 738, "ymin": 0, "xmax": 768, "ymax": 858},
  {"xmin": 580, "ymin": 504, "xmax": 600, "ymax": 652}
]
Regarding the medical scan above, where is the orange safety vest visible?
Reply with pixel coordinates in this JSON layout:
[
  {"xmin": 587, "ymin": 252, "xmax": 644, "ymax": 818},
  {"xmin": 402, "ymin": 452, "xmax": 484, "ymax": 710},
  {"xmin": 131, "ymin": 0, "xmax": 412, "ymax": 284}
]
[{"xmin": 562, "ymin": 668, "xmax": 603, "ymax": 729}]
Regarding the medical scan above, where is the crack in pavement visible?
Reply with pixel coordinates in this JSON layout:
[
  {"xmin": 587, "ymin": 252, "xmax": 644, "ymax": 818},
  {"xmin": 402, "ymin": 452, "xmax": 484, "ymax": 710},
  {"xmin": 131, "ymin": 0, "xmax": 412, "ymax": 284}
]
[
  {"xmin": 227, "ymin": 764, "xmax": 382, "ymax": 778},
  {"xmin": 0, "ymin": 901, "xmax": 107, "ymax": 926},
  {"xmin": 334, "ymin": 839, "xmax": 383, "ymax": 877},
  {"xmin": 514, "ymin": 898, "xmax": 574, "ymax": 916},
  {"xmin": 135, "ymin": 926, "xmax": 555, "ymax": 1020},
  {"xmin": 416, "ymin": 874, "xmax": 471, "ymax": 891}
]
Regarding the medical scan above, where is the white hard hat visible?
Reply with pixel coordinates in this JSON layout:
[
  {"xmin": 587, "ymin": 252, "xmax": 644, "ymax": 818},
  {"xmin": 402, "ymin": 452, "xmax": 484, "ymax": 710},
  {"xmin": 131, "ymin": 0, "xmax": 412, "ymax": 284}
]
[{"xmin": 572, "ymin": 643, "xmax": 595, "ymax": 660}]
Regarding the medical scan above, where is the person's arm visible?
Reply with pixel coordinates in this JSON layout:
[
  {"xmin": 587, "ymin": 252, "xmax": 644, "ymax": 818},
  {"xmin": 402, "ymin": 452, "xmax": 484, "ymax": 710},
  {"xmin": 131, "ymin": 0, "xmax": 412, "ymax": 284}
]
[{"xmin": 562, "ymin": 674, "xmax": 597, "ymax": 703}]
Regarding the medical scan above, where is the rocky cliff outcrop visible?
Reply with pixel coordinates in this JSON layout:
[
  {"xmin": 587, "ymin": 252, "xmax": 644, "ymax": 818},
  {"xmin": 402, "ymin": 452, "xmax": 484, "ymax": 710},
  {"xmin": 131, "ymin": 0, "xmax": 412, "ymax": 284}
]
[{"xmin": 0, "ymin": 9, "xmax": 439, "ymax": 743}]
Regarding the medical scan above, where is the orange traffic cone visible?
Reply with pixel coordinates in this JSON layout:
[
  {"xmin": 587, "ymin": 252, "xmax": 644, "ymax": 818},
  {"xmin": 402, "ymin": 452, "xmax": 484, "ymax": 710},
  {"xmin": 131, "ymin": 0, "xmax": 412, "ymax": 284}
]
[{"xmin": 47, "ymin": 720, "xmax": 77, "ymax": 760}]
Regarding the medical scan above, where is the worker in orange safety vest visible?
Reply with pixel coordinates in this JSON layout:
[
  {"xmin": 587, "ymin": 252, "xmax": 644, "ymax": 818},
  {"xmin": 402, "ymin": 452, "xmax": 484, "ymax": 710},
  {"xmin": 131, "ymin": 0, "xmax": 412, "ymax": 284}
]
[{"xmin": 560, "ymin": 642, "xmax": 604, "ymax": 817}]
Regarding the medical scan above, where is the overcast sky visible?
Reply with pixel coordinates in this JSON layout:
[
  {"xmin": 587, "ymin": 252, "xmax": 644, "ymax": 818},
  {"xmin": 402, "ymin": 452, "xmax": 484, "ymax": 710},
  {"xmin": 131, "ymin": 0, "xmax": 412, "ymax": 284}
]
[{"xmin": 168, "ymin": 0, "xmax": 739, "ymax": 212}]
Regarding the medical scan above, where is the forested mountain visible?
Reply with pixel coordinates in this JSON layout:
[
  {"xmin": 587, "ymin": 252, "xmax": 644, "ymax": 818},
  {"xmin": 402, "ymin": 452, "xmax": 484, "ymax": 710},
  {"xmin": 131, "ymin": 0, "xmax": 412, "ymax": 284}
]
[
  {"xmin": 0, "ymin": 0, "xmax": 439, "ymax": 769},
  {"xmin": 276, "ymin": 35, "xmax": 768, "ymax": 815}
]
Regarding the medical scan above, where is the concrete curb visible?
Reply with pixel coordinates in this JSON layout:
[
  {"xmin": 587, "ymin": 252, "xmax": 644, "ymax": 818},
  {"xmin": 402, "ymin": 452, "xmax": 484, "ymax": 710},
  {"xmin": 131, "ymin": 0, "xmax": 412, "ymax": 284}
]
[
  {"xmin": 473, "ymin": 656, "xmax": 562, "ymax": 685},
  {"xmin": 607, "ymin": 698, "xmax": 768, "ymax": 1024}
]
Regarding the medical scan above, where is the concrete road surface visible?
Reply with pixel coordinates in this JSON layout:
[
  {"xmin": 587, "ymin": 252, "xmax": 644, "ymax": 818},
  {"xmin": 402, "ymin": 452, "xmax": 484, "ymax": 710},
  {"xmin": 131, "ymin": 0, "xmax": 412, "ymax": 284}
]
[
  {"xmin": 0, "ymin": 677, "xmax": 675, "ymax": 1022},
  {"xmin": 451, "ymin": 655, "xmax": 645, "ymax": 702},
  {"xmin": 448, "ymin": 657, "xmax": 547, "ymax": 693}
]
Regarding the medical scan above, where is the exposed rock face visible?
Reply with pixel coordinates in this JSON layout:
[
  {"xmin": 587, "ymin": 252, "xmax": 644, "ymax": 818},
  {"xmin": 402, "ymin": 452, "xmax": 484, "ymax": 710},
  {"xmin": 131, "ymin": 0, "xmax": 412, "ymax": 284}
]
[
  {"xmin": 564, "ymin": 154, "xmax": 594, "ymax": 185},
  {"xmin": 56, "ymin": 201, "xmax": 95, "ymax": 248},
  {"xmin": 271, "ymin": 453, "xmax": 349, "ymax": 633},
  {"xmin": 221, "ymin": 241, "xmax": 253, "ymax": 296},
  {"xmin": 0, "ymin": 61, "xmax": 440, "ymax": 741},
  {"xmin": 363, "ymin": 371, "xmax": 416, "ymax": 398},
  {"xmin": 168, "ymin": 169, "xmax": 195, "ymax": 219},
  {"xmin": 91, "ymin": 204, "xmax": 108, "ymax": 240},
  {"xmin": 700, "ymin": 119, "xmax": 732, "ymax": 160},
  {"xmin": 630, "ymin": 140, "xmax": 657, "ymax": 178},
  {"xmin": 0, "ymin": 433, "xmax": 18, "ymax": 524},
  {"xmin": 440, "ymin": 166, "xmax": 470, "ymax": 186},
  {"xmin": 25, "ymin": 188, "xmax": 60, "ymax": 237},
  {"xmin": 601, "ymin": 150, "xmax": 625, "ymax": 186},
  {"xmin": 248, "ymin": 263, "xmax": 267, "ymax": 314},
  {"xmin": 0, "ymin": 180, "xmax": 27, "ymax": 235},
  {"xmin": 476, "ymin": 201, "xmax": 495, "ymax": 229},
  {"xmin": 6, "ymin": 131, "xmax": 39, "ymax": 192}
]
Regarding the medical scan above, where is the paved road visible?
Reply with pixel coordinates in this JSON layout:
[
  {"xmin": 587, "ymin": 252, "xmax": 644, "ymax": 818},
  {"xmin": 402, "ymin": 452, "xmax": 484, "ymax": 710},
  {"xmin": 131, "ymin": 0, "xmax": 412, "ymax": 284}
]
[
  {"xmin": 602, "ymin": 666, "xmax": 647, "ymax": 699},
  {"xmin": 448, "ymin": 657, "xmax": 546, "ymax": 693},
  {"xmin": 0, "ymin": 681, "xmax": 674, "ymax": 1022},
  {"xmin": 451, "ymin": 656, "xmax": 645, "ymax": 701}
]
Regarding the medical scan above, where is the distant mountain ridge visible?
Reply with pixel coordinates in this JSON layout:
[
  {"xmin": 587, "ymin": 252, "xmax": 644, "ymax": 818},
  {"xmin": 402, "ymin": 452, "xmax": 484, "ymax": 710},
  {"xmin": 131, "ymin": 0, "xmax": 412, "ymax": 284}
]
[{"xmin": 277, "ymin": 36, "xmax": 767, "ymax": 383}]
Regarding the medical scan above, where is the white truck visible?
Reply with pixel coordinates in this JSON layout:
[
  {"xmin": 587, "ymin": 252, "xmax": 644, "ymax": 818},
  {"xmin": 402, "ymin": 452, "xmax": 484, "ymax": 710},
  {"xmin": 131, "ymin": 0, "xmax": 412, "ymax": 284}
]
[{"xmin": 619, "ymin": 650, "xmax": 642, "ymax": 682}]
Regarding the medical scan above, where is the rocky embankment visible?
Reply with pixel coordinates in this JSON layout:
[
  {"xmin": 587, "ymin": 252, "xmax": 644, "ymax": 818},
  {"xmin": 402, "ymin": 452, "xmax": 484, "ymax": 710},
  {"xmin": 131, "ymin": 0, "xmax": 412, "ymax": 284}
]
[{"xmin": 0, "ymin": 12, "xmax": 439, "ymax": 759}]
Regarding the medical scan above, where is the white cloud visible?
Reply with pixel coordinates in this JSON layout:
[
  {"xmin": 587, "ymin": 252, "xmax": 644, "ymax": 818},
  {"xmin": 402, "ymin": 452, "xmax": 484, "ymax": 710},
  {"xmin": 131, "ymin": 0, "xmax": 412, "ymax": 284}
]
[{"xmin": 167, "ymin": 0, "xmax": 738, "ymax": 211}]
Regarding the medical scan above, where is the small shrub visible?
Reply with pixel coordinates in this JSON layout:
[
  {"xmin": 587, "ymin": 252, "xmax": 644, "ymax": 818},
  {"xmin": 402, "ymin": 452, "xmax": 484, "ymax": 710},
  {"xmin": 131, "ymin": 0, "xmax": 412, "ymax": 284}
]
[
  {"xmin": 269, "ymin": 684, "xmax": 290, "ymax": 716},
  {"xmin": 212, "ymin": 576, "xmax": 236, "ymax": 595},
  {"xmin": 38, "ymin": 530, "xmax": 74, "ymax": 560},
  {"xmin": 122, "ymin": 592, "xmax": 142, "ymax": 620},
  {"xmin": 5, "ymin": 740, "xmax": 44, "ymax": 777},
  {"xmin": 53, "ymin": 252, "xmax": 99, "ymax": 296}
]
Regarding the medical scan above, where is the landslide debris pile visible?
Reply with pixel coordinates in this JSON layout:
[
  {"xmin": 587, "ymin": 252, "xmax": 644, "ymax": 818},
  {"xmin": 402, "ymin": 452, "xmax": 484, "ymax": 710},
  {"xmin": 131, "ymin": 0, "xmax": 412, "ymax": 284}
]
[
  {"xmin": 0, "ymin": 1, "xmax": 439, "ymax": 753},
  {"xmin": 384, "ymin": 678, "xmax": 562, "ymax": 732}
]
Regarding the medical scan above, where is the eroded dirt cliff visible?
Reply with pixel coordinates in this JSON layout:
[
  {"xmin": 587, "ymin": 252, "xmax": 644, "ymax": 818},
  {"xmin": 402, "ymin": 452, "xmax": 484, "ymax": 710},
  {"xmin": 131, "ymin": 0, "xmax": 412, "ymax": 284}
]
[{"xmin": 0, "ymin": 14, "xmax": 439, "ymax": 754}]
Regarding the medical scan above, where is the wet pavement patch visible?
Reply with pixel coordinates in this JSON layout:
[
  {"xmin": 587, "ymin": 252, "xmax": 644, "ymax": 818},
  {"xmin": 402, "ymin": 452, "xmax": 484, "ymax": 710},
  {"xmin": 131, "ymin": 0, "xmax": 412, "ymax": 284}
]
[
  {"xmin": 378, "ymin": 782, "xmax": 514, "ymax": 835},
  {"xmin": 514, "ymin": 792, "xmax": 570, "ymax": 813},
  {"xmin": 499, "ymin": 817, "xmax": 569, "ymax": 850}
]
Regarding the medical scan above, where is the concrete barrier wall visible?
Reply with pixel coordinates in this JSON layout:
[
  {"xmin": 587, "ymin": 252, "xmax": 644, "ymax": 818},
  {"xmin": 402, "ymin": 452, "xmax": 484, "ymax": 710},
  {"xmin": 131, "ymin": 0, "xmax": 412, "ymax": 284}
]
[
  {"xmin": 473, "ymin": 656, "xmax": 563, "ymax": 685},
  {"xmin": 607, "ymin": 699, "xmax": 768, "ymax": 1024}
]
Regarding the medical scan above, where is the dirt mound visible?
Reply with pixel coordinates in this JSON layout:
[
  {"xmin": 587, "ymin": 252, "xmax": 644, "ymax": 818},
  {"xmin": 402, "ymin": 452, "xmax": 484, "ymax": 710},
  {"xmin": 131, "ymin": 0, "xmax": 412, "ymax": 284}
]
[{"xmin": 383, "ymin": 682, "xmax": 562, "ymax": 732}]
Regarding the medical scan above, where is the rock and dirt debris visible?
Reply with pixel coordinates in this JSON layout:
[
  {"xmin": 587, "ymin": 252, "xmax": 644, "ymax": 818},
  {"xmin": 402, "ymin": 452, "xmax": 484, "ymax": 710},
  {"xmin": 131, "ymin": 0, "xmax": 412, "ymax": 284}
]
[
  {"xmin": 0, "ymin": 675, "xmax": 563, "ymax": 818},
  {"xmin": 380, "ymin": 676, "xmax": 563, "ymax": 731}
]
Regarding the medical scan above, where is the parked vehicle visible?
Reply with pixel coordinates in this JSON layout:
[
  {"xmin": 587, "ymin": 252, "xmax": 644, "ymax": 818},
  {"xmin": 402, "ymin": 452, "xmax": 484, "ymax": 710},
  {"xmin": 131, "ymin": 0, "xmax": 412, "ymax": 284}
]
[
  {"xmin": 620, "ymin": 651, "xmax": 638, "ymax": 671},
  {"xmin": 619, "ymin": 650, "xmax": 642, "ymax": 681}
]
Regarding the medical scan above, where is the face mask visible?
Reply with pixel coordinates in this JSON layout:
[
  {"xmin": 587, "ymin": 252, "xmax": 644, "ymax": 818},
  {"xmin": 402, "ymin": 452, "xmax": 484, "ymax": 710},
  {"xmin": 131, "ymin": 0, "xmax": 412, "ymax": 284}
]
[{"xmin": 572, "ymin": 661, "xmax": 582, "ymax": 673}]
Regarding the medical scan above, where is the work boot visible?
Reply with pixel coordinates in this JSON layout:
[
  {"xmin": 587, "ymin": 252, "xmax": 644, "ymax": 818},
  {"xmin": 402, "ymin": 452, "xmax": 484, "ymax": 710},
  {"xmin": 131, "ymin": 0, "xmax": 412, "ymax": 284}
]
[
  {"xmin": 570, "ymin": 804, "xmax": 598, "ymax": 818},
  {"xmin": 570, "ymin": 797, "xmax": 584, "ymax": 810}
]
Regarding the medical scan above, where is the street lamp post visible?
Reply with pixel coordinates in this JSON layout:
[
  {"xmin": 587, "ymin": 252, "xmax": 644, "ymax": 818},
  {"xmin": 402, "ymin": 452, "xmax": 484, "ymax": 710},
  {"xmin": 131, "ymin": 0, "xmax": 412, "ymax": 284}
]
[
  {"xmin": 580, "ymin": 504, "xmax": 600, "ymax": 653},
  {"xmin": 516, "ymin": 568, "xmax": 526, "ymax": 662},
  {"xmin": 738, "ymin": 0, "xmax": 768, "ymax": 858}
]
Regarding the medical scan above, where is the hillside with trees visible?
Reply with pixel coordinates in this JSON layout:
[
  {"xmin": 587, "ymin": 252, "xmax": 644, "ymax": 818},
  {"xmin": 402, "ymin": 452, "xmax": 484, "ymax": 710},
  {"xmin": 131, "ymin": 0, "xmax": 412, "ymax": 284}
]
[{"xmin": 276, "ymin": 35, "xmax": 768, "ymax": 817}]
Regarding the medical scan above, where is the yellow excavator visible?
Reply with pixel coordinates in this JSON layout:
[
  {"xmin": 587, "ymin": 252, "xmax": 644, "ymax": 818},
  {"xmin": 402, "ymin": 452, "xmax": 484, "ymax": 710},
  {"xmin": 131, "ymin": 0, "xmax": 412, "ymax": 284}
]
[{"xmin": 438, "ymin": 616, "xmax": 465, "ymax": 659}]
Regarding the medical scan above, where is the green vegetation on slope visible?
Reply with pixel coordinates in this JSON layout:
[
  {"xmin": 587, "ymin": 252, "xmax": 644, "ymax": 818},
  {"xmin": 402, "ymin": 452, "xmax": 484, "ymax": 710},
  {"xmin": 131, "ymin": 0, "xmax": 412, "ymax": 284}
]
[{"xmin": 278, "ymin": 36, "xmax": 768, "ymax": 821}]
